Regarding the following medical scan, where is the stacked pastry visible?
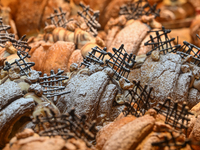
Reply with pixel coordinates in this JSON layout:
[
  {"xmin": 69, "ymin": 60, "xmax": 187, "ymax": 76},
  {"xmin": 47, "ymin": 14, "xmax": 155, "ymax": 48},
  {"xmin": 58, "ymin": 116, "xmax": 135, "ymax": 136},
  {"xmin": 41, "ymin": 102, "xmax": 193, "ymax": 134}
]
[
  {"xmin": 1, "ymin": 0, "xmax": 200, "ymax": 150},
  {"xmin": 3, "ymin": 128, "xmax": 91, "ymax": 150}
]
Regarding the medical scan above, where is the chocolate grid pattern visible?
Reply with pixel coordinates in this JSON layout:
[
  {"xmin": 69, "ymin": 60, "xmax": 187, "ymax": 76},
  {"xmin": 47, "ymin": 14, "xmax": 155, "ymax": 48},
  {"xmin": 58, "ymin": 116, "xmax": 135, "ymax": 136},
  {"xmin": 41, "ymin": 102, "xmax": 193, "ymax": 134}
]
[
  {"xmin": 46, "ymin": 7, "xmax": 69, "ymax": 28},
  {"xmin": 119, "ymin": 0, "xmax": 160, "ymax": 20},
  {"xmin": 32, "ymin": 108, "xmax": 97, "ymax": 147},
  {"xmin": 122, "ymin": 79, "xmax": 154, "ymax": 117},
  {"xmin": 152, "ymin": 130, "xmax": 194, "ymax": 150},
  {"xmin": 81, "ymin": 46, "xmax": 108, "ymax": 67},
  {"xmin": 81, "ymin": 44, "xmax": 136, "ymax": 82},
  {"xmin": 174, "ymin": 40, "xmax": 200, "ymax": 67},
  {"xmin": 39, "ymin": 69, "xmax": 70, "ymax": 102},
  {"xmin": 0, "ymin": 17, "xmax": 10, "ymax": 33},
  {"xmin": 3, "ymin": 51, "xmax": 35, "ymax": 76},
  {"xmin": 153, "ymin": 98, "xmax": 193, "ymax": 133},
  {"xmin": 0, "ymin": 17, "xmax": 31, "ymax": 52},
  {"xmin": 78, "ymin": 2, "xmax": 101, "ymax": 37},
  {"xmin": 144, "ymin": 26, "xmax": 181, "ymax": 56},
  {"xmin": 105, "ymin": 44, "xmax": 136, "ymax": 83}
]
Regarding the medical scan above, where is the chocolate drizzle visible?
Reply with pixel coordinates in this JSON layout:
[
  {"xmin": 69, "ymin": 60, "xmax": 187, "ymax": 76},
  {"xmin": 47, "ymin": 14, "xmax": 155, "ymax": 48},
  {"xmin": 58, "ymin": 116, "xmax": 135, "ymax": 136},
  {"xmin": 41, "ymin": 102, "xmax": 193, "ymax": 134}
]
[
  {"xmin": 105, "ymin": 44, "xmax": 136, "ymax": 82},
  {"xmin": 81, "ymin": 46, "xmax": 108, "ymax": 67},
  {"xmin": 0, "ymin": 17, "xmax": 10, "ymax": 33},
  {"xmin": 81, "ymin": 44, "xmax": 136, "ymax": 82},
  {"xmin": 153, "ymin": 98, "xmax": 193, "ymax": 133},
  {"xmin": 32, "ymin": 108, "xmax": 97, "ymax": 147},
  {"xmin": 3, "ymin": 51, "xmax": 35, "ymax": 76},
  {"xmin": 38, "ymin": 69, "xmax": 70, "ymax": 102},
  {"xmin": 46, "ymin": 7, "xmax": 72, "ymax": 28},
  {"xmin": 78, "ymin": 2, "xmax": 101, "ymax": 37},
  {"xmin": 145, "ymin": 26, "xmax": 181, "ymax": 56},
  {"xmin": 174, "ymin": 39, "xmax": 200, "ymax": 67},
  {"xmin": 122, "ymin": 79, "xmax": 154, "ymax": 117},
  {"xmin": 145, "ymin": 28, "xmax": 200, "ymax": 68},
  {"xmin": 119, "ymin": 0, "xmax": 160, "ymax": 20},
  {"xmin": 151, "ymin": 129, "xmax": 200, "ymax": 150},
  {"xmin": 0, "ymin": 17, "xmax": 30, "ymax": 52}
]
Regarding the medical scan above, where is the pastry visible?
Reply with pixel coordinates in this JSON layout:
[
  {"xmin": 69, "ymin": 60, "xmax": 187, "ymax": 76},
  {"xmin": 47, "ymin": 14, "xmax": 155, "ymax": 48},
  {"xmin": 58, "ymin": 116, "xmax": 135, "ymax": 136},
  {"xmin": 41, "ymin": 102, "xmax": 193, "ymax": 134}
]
[
  {"xmin": 8, "ymin": 0, "xmax": 70, "ymax": 37},
  {"xmin": 29, "ymin": 41, "xmax": 75, "ymax": 74},
  {"xmin": 1, "ymin": 0, "xmax": 200, "ymax": 149},
  {"xmin": 107, "ymin": 21, "xmax": 150, "ymax": 55},
  {"xmin": 56, "ymin": 64, "xmax": 120, "ymax": 124},
  {"xmin": 190, "ymin": 15, "xmax": 200, "ymax": 47},
  {"xmin": 103, "ymin": 0, "xmax": 162, "ymax": 55},
  {"xmin": 97, "ymin": 0, "xmax": 132, "ymax": 28},
  {"xmin": 3, "ymin": 129, "xmax": 90, "ymax": 150},
  {"xmin": 0, "ymin": 81, "xmax": 35, "ymax": 147},
  {"xmin": 26, "ymin": 3, "xmax": 105, "ymax": 74},
  {"xmin": 96, "ymin": 115, "xmax": 136, "ymax": 149},
  {"xmin": 129, "ymin": 51, "xmax": 200, "ymax": 108},
  {"xmin": 102, "ymin": 114, "xmax": 155, "ymax": 150},
  {"xmin": 96, "ymin": 102, "xmax": 199, "ymax": 150},
  {"xmin": 157, "ymin": 0, "xmax": 195, "ymax": 28}
]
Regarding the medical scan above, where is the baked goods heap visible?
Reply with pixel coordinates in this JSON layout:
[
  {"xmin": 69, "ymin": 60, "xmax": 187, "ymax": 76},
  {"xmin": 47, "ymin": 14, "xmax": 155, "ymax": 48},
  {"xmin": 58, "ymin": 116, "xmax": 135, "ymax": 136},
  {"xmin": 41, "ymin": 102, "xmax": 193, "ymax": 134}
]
[{"xmin": 2, "ymin": 0, "xmax": 200, "ymax": 150}]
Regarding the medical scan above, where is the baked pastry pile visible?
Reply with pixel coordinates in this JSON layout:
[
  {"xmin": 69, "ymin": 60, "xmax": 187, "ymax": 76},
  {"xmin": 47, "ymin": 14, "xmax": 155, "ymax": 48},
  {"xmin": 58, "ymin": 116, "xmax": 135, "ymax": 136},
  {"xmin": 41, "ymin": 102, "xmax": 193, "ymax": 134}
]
[{"xmin": 1, "ymin": 0, "xmax": 200, "ymax": 149}]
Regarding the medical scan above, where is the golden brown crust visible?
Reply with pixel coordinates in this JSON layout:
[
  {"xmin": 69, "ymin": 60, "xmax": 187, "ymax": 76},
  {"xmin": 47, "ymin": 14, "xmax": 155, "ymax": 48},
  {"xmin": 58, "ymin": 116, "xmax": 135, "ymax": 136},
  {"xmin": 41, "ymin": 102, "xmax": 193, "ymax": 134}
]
[
  {"xmin": 73, "ymin": 0, "xmax": 90, "ymax": 5},
  {"xmin": 105, "ymin": 26, "xmax": 120, "ymax": 49},
  {"xmin": 108, "ymin": 21, "xmax": 150, "ymax": 55},
  {"xmin": 81, "ymin": 42, "xmax": 99, "ymax": 58},
  {"xmin": 29, "ymin": 43, "xmax": 50, "ymax": 72},
  {"xmin": 13, "ymin": 0, "xmax": 48, "ymax": 37},
  {"xmin": 89, "ymin": 0, "xmax": 113, "ymax": 29},
  {"xmin": 29, "ymin": 41, "xmax": 75, "ymax": 74},
  {"xmin": 9, "ymin": 0, "xmax": 70, "ymax": 37},
  {"xmin": 191, "ymin": 102, "xmax": 200, "ymax": 115},
  {"xmin": 0, "ymin": 47, "xmax": 6, "ymax": 57},
  {"xmin": 4, "ymin": 133, "xmax": 91, "ymax": 150},
  {"xmin": 43, "ymin": 41, "xmax": 75, "ymax": 74},
  {"xmin": 96, "ymin": 115, "xmax": 136, "ymax": 150},
  {"xmin": 102, "ymin": 115, "xmax": 155, "ymax": 150},
  {"xmin": 90, "ymin": 0, "xmax": 111, "ymax": 13},
  {"xmin": 135, "ymin": 132, "xmax": 160, "ymax": 150},
  {"xmin": 100, "ymin": 0, "xmax": 132, "ymax": 28},
  {"xmin": 41, "ymin": 0, "xmax": 70, "ymax": 30},
  {"xmin": 74, "ymin": 28, "xmax": 96, "ymax": 49},
  {"xmin": 189, "ymin": 116, "xmax": 200, "ymax": 142},
  {"xmin": 68, "ymin": 49, "xmax": 83, "ymax": 69},
  {"xmin": 16, "ymin": 128, "xmax": 34, "ymax": 140},
  {"xmin": 137, "ymin": 28, "xmax": 168, "ymax": 55}
]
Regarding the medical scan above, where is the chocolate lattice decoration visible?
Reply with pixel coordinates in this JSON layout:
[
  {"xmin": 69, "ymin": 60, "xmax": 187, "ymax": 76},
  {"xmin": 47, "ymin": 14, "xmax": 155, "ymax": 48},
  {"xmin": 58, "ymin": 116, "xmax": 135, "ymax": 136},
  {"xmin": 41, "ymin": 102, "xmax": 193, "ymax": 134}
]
[
  {"xmin": 78, "ymin": 2, "xmax": 101, "ymax": 37},
  {"xmin": 123, "ymin": 80, "xmax": 154, "ymax": 117},
  {"xmin": 153, "ymin": 98, "xmax": 193, "ymax": 133},
  {"xmin": 46, "ymin": 7, "xmax": 72, "ymax": 28},
  {"xmin": 174, "ymin": 39, "xmax": 200, "ymax": 67},
  {"xmin": 152, "ymin": 130, "xmax": 194, "ymax": 150},
  {"xmin": 145, "ymin": 26, "xmax": 181, "ymax": 56},
  {"xmin": 81, "ymin": 44, "xmax": 136, "ymax": 82},
  {"xmin": 119, "ymin": 0, "xmax": 160, "ymax": 20},
  {"xmin": 39, "ymin": 69, "xmax": 70, "ymax": 102},
  {"xmin": 33, "ymin": 108, "xmax": 97, "ymax": 147},
  {"xmin": 3, "ymin": 51, "xmax": 35, "ymax": 76},
  {"xmin": 11, "ymin": 35, "xmax": 31, "ymax": 52},
  {"xmin": 0, "ymin": 17, "xmax": 10, "ymax": 33},
  {"xmin": 81, "ymin": 46, "xmax": 108, "ymax": 67},
  {"xmin": 0, "ymin": 17, "xmax": 31, "ymax": 52},
  {"xmin": 105, "ymin": 44, "xmax": 136, "ymax": 83}
]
